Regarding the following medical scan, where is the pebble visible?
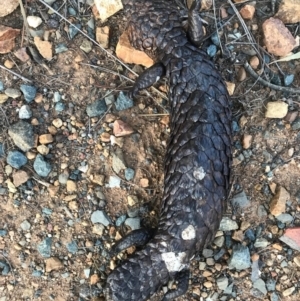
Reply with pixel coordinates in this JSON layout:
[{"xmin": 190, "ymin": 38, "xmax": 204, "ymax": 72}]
[
  {"xmin": 20, "ymin": 85, "xmax": 37, "ymax": 102},
  {"xmin": 55, "ymin": 43, "xmax": 68, "ymax": 53},
  {"xmin": 19, "ymin": 105, "xmax": 32, "ymax": 119},
  {"xmin": 115, "ymin": 215, "xmax": 126, "ymax": 226},
  {"xmin": 0, "ymin": 260, "xmax": 10, "ymax": 275},
  {"xmin": 92, "ymin": 224, "xmax": 105, "ymax": 236},
  {"xmin": 53, "ymin": 91, "xmax": 61, "ymax": 103},
  {"xmin": 214, "ymin": 235, "xmax": 224, "ymax": 247},
  {"xmin": 280, "ymin": 227, "xmax": 300, "ymax": 251},
  {"xmin": 0, "ymin": 229, "xmax": 7, "ymax": 236},
  {"xmin": 66, "ymin": 180, "xmax": 77, "ymax": 192},
  {"xmin": 282, "ymin": 286, "xmax": 295, "ymax": 297},
  {"xmin": 55, "ymin": 102, "xmax": 65, "ymax": 111},
  {"xmin": 254, "ymin": 238, "xmax": 269, "ymax": 248},
  {"xmin": 52, "ymin": 118, "xmax": 63, "ymax": 128},
  {"xmin": 115, "ymin": 91, "xmax": 133, "ymax": 111},
  {"xmin": 108, "ymin": 175, "xmax": 121, "ymax": 188},
  {"xmin": 20, "ymin": 220, "xmax": 31, "ymax": 231},
  {"xmin": 124, "ymin": 217, "xmax": 141, "ymax": 230},
  {"xmin": 292, "ymin": 117, "xmax": 300, "ymax": 130},
  {"xmin": 84, "ymin": 268, "xmax": 90, "ymax": 278},
  {"xmin": 211, "ymin": 32, "xmax": 220, "ymax": 46},
  {"xmin": 37, "ymin": 144, "xmax": 49, "ymax": 155},
  {"xmin": 253, "ymin": 278, "xmax": 267, "ymax": 295},
  {"xmin": 37, "ymin": 237, "xmax": 52, "ymax": 258},
  {"xmin": 58, "ymin": 173, "xmax": 68, "ymax": 185},
  {"xmin": 66, "ymin": 241, "xmax": 78, "ymax": 254},
  {"xmin": 80, "ymin": 39, "xmax": 93, "ymax": 53},
  {"xmin": 216, "ymin": 276, "xmax": 228, "ymax": 290},
  {"xmin": 45, "ymin": 257, "xmax": 64, "ymax": 272},
  {"xmin": 276, "ymin": 213, "xmax": 293, "ymax": 224},
  {"xmin": 112, "ymin": 153, "xmax": 126, "ymax": 174},
  {"xmin": 113, "ymin": 119, "xmax": 134, "ymax": 137},
  {"xmin": 7, "ymin": 150, "xmax": 27, "ymax": 169},
  {"xmin": 240, "ymin": 4, "xmax": 255, "ymax": 20},
  {"xmin": 266, "ymin": 278, "xmax": 276, "ymax": 291},
  {"xmin": 27, "ymin": 16, "xmax": 42, "ymax": 28},
  {"xmin": 270, "ymin": 292, "xmax": 279, "ymax": 301},
  {"xmin": 69, "ymin": 23, "xmax": 81, "ymax": 39},
  {"xmin": 228, "ymin": 244, "xmax": 251, "ymax": 270},
  {"xmin": 0, "ymin": 143, "xmax": 4, "ymax": 157},
  {"xmin": 270, "ymin": 185, "xmax": 290, "ymax": 216},
  {"xmin": 0, "ymin": 81, "xmax": 3, "ymax": 91},
  {"xmin": 91, "ymin": 210, "xmax": 111, "ymax": 226},
  {"xmin": 294, "ymin": 255, "xmax": 300, "ymax": 267},
  {"xmin": 231, "ymin": 190, "xmax": 250, "ymax": 209},
  {"xmin": 124, "ymin": 168, "xmax": 135, "ymax": 181},
  {"xmin": 8, "ymin": 121, "xmax": 35, "ymax": 152},
  {"xmin": 32, "ymin": 270, "xmax": 43, "ymax": 277},
  {"xmin": 5, "ymin": 88, "xmax": 21, "ymax": 98},
  {"xmin": 219, "ymin": 217, "xmax": 238, "ymax": 231},
  {"xmin": 86, "ymin": 99, "xmax": 107, "ymax": 117},
  {"xmin": 207, "ymin": 44, "xmax": 217, "ymax": 57},
  {"xmin": 284, "ymin": 74, "xmax": 294, "ymax": 86},
  {"xmin": 237, "ymin": 67, "xmax": 247, "ymax": 81},
  {"xmin": 128, "ymin": 195, "xmax": 138, "ymax": 206},
  {"xmin": 265, "ymin": 101, "xmax": 288, "ymax": 119},
  {"xmin": 249, "ymin": 56, "xmax": 259, "ymax": 69},
  {"xmin": 33, "ymin": 154, "xmax": 52, "ymax": 177},
  {"xmin": 4, "ymin": 59, "xmax": 14, "ymax": 68}
]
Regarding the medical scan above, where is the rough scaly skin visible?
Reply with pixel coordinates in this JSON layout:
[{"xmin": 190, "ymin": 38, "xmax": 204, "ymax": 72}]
[{"xmin": 106, "ymin": 0, "xmax": 232, "ymax": 300}]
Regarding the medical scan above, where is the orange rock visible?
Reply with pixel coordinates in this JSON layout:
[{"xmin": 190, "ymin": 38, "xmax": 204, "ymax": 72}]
[
  {"xmin": 276, "ymin": 0, "xmax": 300, "ymax": 24},
  {"xmin": 0, "ymin": 25, "xmax": 20, "ymax": 53},
  {"xmin": 96, "ymin": 26, "xmax": 110, "ymax": 48},
  {"xmin": 116, "ymin": 31, "xmax": 154, "ymax": 68},
  {"xmin": 262, "ymin": 17, "xmax": 296, "ymax": 56},
  {"xmin": 113, "ymin": 119, "xmax": 134, "ymax": 137},
  {"xmin": 240, "ymin": 5, "xmax": 255, "ymax": 20},
  {"xmin": 34, "ymin": 36, "xmax": 53, "ymax": 60},
  {"xmin": 269, "ymin": 185, "xmax": 290, "ymax": 216},
  {"xmin": 39, "ymin": 134, "xmax": 54, "ymax": 144}
]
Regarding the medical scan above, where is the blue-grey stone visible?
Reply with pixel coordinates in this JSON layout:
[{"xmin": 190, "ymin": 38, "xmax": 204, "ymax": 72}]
[
  {"xmin": 211, "ymin": 32, "xmax": 220, "ymax": 46},
  {"xmin": 0, "ymin": 143, "xmax": 4, "ymax": 158},
  {"xmin": 66, "ymin": 241, "xmax": 78, "ymax": 254},
  {"xmin": 228, "ymin": 244, "xmax": 251, "ymax": 270},
  {"xmin": 53, "ymin": 91, "xmax": 61, "ymax": 102},
  {"xmin": 0, "ymin": 81, "xmax": 4, "ymax": 91},
  {"xmin": 216, "ymin": 276, "xmax": 228, "ymax": 290},
  {"xmin": 55, "ymin": 102, "xmax": 65, "ymax": 111},
  {"xmin": 125, "ymin": 168, "xmax": 135, "ymax": 181},
  {"xmin": 0, "ymin": 260, "xmax": 10, "ymax": 275},
  {"xmin": 270, "ymin": 292, "xmax": 279, "ymax": 301},
  {"xmin": 32, "ymin": 270, "xmax": 43, "ymax": 277},
  {"xmin": 87, "ymin": 18, "xmax": 95, "ymax": 30},
  {"xmin": 33, "ymin": 154, "xmax": 52, "ymax": 177},
  {"xmin": 86, "ymin": 99, "xmax": 107, "ymax": 117},
  {"xmin": 284, "ymin": 74, "xmax": 294, "ymax": 86},
  {"xmin": 257, "ymin": 205, "xmax": 268, "ymax": 217},
  {"xmin": 266, "ymin": 278, "xmax": 276, "ymax": 292},
  {"xmin": 20, "ymin": 220, "xmax": 31, "ymax": 231},
  {"xmin": 276, "ymin": 213, "xmax": 293, "ymax": 224},
  {"xmin": 58, "ymin": 173, "xmax": 68, "ymax": 184},
  {"xmin": 232, "ymin": 120, "xmax": 240, "ymax": 132},
  {"xmin": 91, "ymin": 210, "xmax": 111, "ymax": 226},
  {"xmin": 20, "ymin": 85, "xmax": 37, "ymax": 102},
  {"xmin": 115, "ymin": 215, "xmax": 126, "ymax": 226},
  {"xmin": 42, "ymin": 208, "xmax": 52, "ymax": 215},
  {"xmin": 253, "ymin": 279, "xmax": 267, "ymax": 295},
  {"xmin": 108, "ymin": 175, "xmax": 121, "ymax": 188},
  {"xmin": 61, "ymin": 272, "xmax": 70, "ymax": 278},
  {"xmin": 19, "ymin": 104, "xmax": 32, "ymax": 119},
  {"xmin": 125, "ymin": 217, "xmax": 141, "ymax": 230},
  {"xmin": 8, "ymin": 121, "xmax": 35, "ymax": 152},
  {"xmin": 68, "ymin": 7, "xmax": 77, "ymax": 16},
  {"xmin": 219, "ymin": 217, "xmax": 238, "ymax": 231},
  {"xmin": 231, "ymin": 190, "xmax": 250, "ymax": 209},
  {"xmin": 55, "ymin": 43, "xmax": 68, "ymax": 54},
  {"xmin": 0, "ymin": 187, "xmax": 7, "ymax": 195},
  {"xmin": 69, "ymin": 23, "xmax": 81, "ymax": 39},
  {"xmin": 7, "ymin": 150, "xmax": 27, "ymax": 169},
  {"xmin": 207, "ymin": 44, "xmax": 217, "ymax": 57},
  {"xmin": 37, "ymin": 237, "xmax": 52, "ymax": 258},
  {"xmin": 115, "ymin": 92, "xmax": 134, "ymax": 111},
  {"xmin": 292, "ymin": 118, "xmax": 300, "ymax": 131},
  {"xmin": 0, "ymin": 229, "xmax": 7, "ymax": 236}
]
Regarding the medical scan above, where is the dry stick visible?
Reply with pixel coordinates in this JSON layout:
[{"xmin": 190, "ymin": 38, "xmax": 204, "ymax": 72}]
[
  {"xmin": 0, "ymin": 64, "xmax": 32, "ymax": 82},
  {"xmin": 244, "ymin": 62, "xmax": 300, "ymax": 94}
]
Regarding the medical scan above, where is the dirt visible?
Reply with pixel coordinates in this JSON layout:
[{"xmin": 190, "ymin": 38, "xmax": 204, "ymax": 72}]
[{"xmin": 0, "ymin": 1, "xmax": 300, "ymax": 301}]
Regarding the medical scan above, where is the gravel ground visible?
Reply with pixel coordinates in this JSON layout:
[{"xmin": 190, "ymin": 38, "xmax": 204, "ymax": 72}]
[{"xmin": 1, "ymin": 0, "xmax": 300, "ymax": 301}]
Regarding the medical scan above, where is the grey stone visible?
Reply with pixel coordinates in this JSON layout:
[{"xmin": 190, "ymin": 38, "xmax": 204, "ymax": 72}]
[
  {"xmin": 257, "ymin": 205, "xmax": 268, "ymax": 217},
  {"xmin": 5, "ymin": 88, "xmax": 21, "ymax": 98},
  {"xmin": 0, "ymin": 143, "xmax": 4, "ymax": 157},
  {"xmin": 219, "ymin": 217, "xmax": 239, "ymax": 231},
  {"xmin": 91, "ymin": 210, "xmax": 110, "ymax": 226},
  {"xmin": 55, "ymin": 43, "xmax": 68, "ymax": 54},
  {"xmin": 292, "ymin": 118, "xmax": 300, "ymax": 131},
  {"xmin": 115, "ymin": 215, "xmax": 126, "ymax": 226},
  {"xmin": 125, "ymin": 217, "xmax": 141, "ymax": 230},
  {"xmin": 214, "ymin": 235, "xmax": 224, "ymax": 247},
  {"xmin": 231, "ymin": 190, "xmax": 250, "ymax": 209},
  {"xmin": 53, "ymin": 91, "xmax": 61, "ymax": 102},
  {"xmin": 33, "ymin": 154, "xmax": 52, "ymax": 177},
  {"xmin": 108, "ymin": 175, "xmax": 121, "ymax": 188},
  {"xmin": 0, "ymin": 81, "xmax": 4, "ymax": 91},
  {"xmin": 266, "ymin": 278, "xmax": 276, "ymax": 291},
  {"xmin": 223, "ymin": 283, "xmax": 234, "ymax": 295},
  {"xmin": 69, "ymin": 23, "xmax": 81, "ymax": 39},
  {"xmin": 55, "ymin": 102, "xmax": 65, "ymax": 111},
  {"xmin": 202, "ymin": 248, "xmax": 214, "ymax": 258},
  {"xmin": 0, "ymin": 229, "xmax": 7, "ymax": 236},
  {"xmin": 58, "ymin": 173, "xmax": 69, "ymax": 184},
  {"xmin": 253, "ymin": 279, "xmax": 267, "ymax": 295},
  {"xmin": 112, "ymin": 153, "xmax": 126, "ymax": 174},
  {"xmin": 7, "ymin": 150, "xmax": 27, "ymax": 169},
  {"xmin": 8, "ymin": 121, "xmax": 35, "ymax": 152},
  {"xmin": 115, "ymin": 92, "xmax": 134, "ymax": 111},
  {"xmin": 0, "ymin": 260, "xmax": 10, "ymax": 275},
  {"xmin": 254, "ymin": 238, "xmax": 269, "ymax": 248},
  {"xmin": 32, "ymin": 270, "xmax": 43, "ymax": 277},
  {"xmin": 228, "ymin": 244, "xmax": 251, "ymax": 270},
  {"xmin": 216, "ymin": 276, "xmax": 228, "ymax": 290},
  {"xmin": 19, "ymin": 105, "xmax": 32, "ymax": 119},
  {"xmin": 86, "ymin": 99, "xmax": 107, "ymax": 117},
  {"xmin": 20, "ymin": 84, "xmax": 37, "ymax": 102},
  {"xmin": 125, "ymin": 168, "xmax": 135, "ymax": 181},
  {"xmin": 66, "ymin": 241, "xmax": 78, "ymax": 254},
  {"xmin": 20, "ymin": 220, "xmax": 31, "ymax": 231},
  {"xmin": 80, "ymin": 39, "xmax": 93, "ymax": 53},
  {"xmin": 276, "ymin": 213, "xmax": 293, "ymax": 224},
  {"xmin": 270, "ymin": 292, "xmax": 279, "ymax": 301},
  {"xmin": 37, "ymin": 237, "xmax": 52, "ymax": 258}
]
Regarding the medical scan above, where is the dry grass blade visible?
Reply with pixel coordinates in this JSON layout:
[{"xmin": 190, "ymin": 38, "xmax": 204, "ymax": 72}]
[
  {"xmin": 270, "ymin": 52, "xmax": 300, "ymax": 64},
  {"xmin": 0, "ymin": 64, "xmax": 32, "ymax": 82}
]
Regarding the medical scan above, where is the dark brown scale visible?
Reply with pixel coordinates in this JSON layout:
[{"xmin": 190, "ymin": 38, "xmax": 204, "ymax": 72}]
[{"xmin": 106, "ymin": 0, "xmax": 232, "ymax": 300}]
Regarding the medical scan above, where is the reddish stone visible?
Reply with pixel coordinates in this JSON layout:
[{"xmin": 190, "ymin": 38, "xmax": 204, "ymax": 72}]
[
  {"xmin": 280, "ymin": 227, "xmax": 300, "ymax": 251},
  {"xmin": 113, "ymin": 120, "xmax": 134, "ymax": 137}
]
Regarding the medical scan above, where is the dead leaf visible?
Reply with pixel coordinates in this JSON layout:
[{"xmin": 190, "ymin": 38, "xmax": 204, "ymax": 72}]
[
  {"xmin": 0, "ymin": 0, "xmax": 19, "ymax": 17},
  {"xmin": 0, "ymin": 25, "xmax": 20, "ymax": 53}
]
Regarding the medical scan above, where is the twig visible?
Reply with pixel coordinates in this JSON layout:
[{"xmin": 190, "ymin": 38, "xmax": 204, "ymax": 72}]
[
  {"xmin": 139, "ymin": 113, "xmax": 169, "ymax": 117},
  {"xmin": 0, "ymin": 64, "xmax": 32, "ymax": 82},
  {"xmin": 32, "ymin": 177, "xmax": 50, "ymax": 188},
  {"xmin": 244, "ymin": 62, "xmax": 300, "ymax": 94}
]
